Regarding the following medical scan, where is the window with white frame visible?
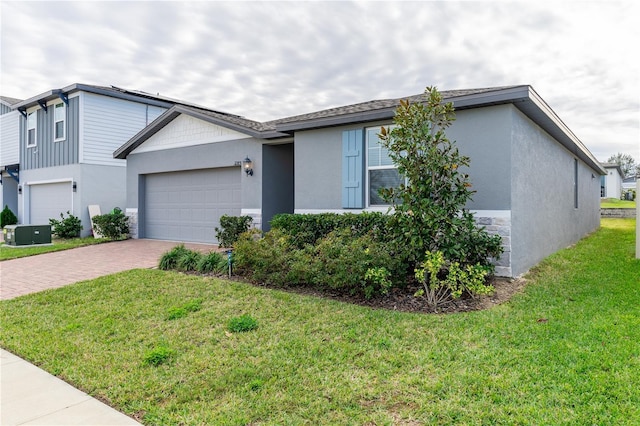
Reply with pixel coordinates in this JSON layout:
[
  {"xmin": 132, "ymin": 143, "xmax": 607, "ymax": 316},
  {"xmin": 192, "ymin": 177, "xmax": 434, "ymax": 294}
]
[
  {"xmin": 366, "ymin": 126, "xmax": 402, "ymax": 206},
  {"xmin": 54, "ymin": 102, "xmax": 65, "ymax": 141},
  {"xmin": 27, "ymin": 111, "xmax": 37, "ymax": 147}
]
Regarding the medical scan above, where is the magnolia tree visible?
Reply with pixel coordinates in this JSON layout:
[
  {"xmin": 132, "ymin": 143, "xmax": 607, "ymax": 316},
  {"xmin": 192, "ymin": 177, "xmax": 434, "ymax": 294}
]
[{"xmin": 378, "ymin": 87, "xmax": 503, "ymax": 307}]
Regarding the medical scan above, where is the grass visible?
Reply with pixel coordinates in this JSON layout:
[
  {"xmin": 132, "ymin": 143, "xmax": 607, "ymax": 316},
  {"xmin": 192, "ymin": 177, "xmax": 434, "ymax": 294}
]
[
  {"xmin": 0, "ymin": 237, "xmax": 108, "ymax": 261},
  {"xmin": 601, "ymin": 198, "xmax": 636, "ymax": 208},
  {"xmin": 0, "ymin": 219, "xmax": 638, "ymax": 424}
]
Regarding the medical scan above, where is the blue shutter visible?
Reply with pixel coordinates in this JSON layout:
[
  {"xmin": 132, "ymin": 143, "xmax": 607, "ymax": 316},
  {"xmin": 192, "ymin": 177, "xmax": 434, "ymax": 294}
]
[{"xmin": 342, "ymin": 129, "xmax": 364, "ymax": 208}]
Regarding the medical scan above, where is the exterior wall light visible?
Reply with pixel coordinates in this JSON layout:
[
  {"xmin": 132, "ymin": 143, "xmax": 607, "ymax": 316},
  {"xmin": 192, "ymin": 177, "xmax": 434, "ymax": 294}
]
[
  {"xmin": 18, "ymin": 185, "xmax": 22, "ymax": 195},
  {"xmin": 243, "ymin": 156, "xmax": 254, "ymax": 176},
  {"xmin": 72, "ymin": 181, "xmax": 77, "ymax": 192}
]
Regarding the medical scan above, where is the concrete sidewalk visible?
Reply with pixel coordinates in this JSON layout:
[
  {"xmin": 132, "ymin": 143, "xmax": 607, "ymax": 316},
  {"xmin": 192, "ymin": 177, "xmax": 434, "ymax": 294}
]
[
  {"xmin": 1, "ymin": 349, "xmax": 141, "ymax": 425},
  {"xmin": 1, "ymin": 239, "xmax": 216, "ymax": 425}
]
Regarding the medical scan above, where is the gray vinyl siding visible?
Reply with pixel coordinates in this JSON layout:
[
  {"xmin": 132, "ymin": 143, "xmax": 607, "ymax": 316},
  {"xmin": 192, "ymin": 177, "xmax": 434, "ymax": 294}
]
[
  {"xmin": 82, "ymin": 92, "xmax": 166, "ymax": 167},
  {"xmin": 1, "ymin": 103, "xmax": 12, "ymax": 115},
  {"xmin": 1, "ymin": 111, "xmax": 20, "ymax": 166},
  {"xmin": 21, "ymin": 97, "xmax": 80, "ymax": 170}
]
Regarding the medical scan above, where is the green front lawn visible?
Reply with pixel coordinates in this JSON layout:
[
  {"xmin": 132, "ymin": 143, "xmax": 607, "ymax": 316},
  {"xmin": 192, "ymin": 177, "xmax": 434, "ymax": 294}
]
[
  {"xmin": 1, "ymin": 219, "xmax": 638, "ymax": 424},
  {"xmin": 601, "ymin": 198, "xmax": 636, "ymax": 208},
  {"xmin": 0, "ymin": 237, "xmax": 107, "ymax": 261}
]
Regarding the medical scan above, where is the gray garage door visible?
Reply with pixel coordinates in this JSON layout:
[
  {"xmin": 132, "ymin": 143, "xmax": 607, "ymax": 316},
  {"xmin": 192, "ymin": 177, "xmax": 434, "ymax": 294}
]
[
  {"xmin": 144, "ymin": 167, "xmax": 241, "ymax": 243},
  {"xmin": 29, "ymin": 182, "xmax": 73, "ymax": 225}
]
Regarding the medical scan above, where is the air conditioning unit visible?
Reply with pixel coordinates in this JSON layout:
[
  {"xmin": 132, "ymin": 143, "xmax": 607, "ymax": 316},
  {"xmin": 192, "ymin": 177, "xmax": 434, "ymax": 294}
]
[{"xmin": 3, "ymin": 225, "xmax": 52, "ymax": 246}]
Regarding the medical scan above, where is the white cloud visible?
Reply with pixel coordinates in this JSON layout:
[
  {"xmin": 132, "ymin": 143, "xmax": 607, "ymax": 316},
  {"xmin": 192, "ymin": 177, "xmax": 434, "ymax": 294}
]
[{"xmin": 1, "ymin": 0, "xmax": 638, "ymax": 162}]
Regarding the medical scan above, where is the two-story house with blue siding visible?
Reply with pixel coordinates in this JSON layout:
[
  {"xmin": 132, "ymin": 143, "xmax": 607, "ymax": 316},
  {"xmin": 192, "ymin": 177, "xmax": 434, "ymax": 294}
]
[
  {"xmin": 12, "ymin": 84, "xmax": 184, "ymax": 237},
  {"xmin": 0, "ymin": 96, "xmax": 22, "ymax": 217}
]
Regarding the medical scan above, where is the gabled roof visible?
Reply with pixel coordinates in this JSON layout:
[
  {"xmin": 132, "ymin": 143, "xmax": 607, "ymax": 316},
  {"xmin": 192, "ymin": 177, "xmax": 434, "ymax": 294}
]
[
  {"xmin": 273, "ymin": 86, "xmax": 522, "ymax": 130},
  {"xmin": 114, "ymin": 104, "xmax": 289, "ymax": 159},
  {"xmin": 12, "ymin": 83, "xmax": 234, "ymax": 115},
  {"xmin": 273, "ymin": 85, "xmax": 605, "ymax": 175},
  {"xmin": 1, "ymin": 96, "xmax": 23, "ymax": 107},
  {"xmin": 600, "ymin": 162, "xmax": 625, "ymax": 178},
  {"xmin": 114, "ymin": 84, "xmax": 604, "ymax": 175}
]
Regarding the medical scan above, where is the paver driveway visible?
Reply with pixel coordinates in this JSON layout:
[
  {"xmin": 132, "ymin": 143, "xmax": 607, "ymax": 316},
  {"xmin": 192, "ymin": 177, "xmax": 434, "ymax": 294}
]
[{"xmin": 0, "ymin": 239, "xmax": 216, "ymax": 300}]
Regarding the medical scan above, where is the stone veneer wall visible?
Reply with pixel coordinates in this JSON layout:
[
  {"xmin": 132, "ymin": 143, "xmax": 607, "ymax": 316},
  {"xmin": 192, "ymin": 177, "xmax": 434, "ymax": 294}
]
[
  {"xmin": 241, "ymin": 209, "xmax": 262, "ymax": 231},
  {"xmin": 474, "ymin": 214, "xmax": 512, "ymax": 277},
  {"xmin": 126, "ymin": 208, "xmax": 138, "ymax": 239},
  {"xmin": 600, "ymin": 208, "xmax": 636, "ymax": 218},
  {"xmin": 125, "ymin": 207, "xmax": 262, "ymax": 242}
]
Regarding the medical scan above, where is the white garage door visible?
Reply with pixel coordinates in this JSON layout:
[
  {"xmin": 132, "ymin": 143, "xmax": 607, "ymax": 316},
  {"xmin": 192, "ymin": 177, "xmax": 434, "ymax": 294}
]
[
  {"xmin": 144, "ymin": 167, "xmax": 241, "ymax": 243},
  {"xmin": 29, "ymin": 182, "xmax": 73, "ymax": 225}
]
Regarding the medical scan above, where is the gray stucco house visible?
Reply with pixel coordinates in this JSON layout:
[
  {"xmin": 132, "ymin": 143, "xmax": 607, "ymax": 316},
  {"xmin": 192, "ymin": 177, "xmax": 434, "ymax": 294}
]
[
  {"xmin": 114, "ymin": 105, "xmax": 292, "ymax": 241},
  {"xmin": 116, "ymin": 85, "xmax": 605, "ymax": 277},
  {"xmin": 11, "ymin": 84, "xmax": 198, "ymax": 236}
]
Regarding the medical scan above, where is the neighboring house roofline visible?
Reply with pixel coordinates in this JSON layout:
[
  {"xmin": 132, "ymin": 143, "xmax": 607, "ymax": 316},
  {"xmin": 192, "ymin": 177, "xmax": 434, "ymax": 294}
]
[
  {"xmin": 114, "ymin": 104, "xmax": 290, "ymax": 159},
  {"xmin": 1, "ymin": 96, "xmax": 23, "ymax": 108},
  {"xmin": 12, "ymin": 83, "xmax": 239, "ymax": 115},
  {"xmin": 274, "ymin": 85, "xmax": 605, "ymax": 175},
  {"xmin": 600, "ymin": 162, "xmax": 625, "ymax": 178},
  {"xmin": 13, "ymin": 84, "xmax": 169, "ymax": 110}
]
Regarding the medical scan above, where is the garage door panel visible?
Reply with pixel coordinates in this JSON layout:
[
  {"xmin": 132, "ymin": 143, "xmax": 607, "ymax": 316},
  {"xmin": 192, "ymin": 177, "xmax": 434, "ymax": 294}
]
[
  {"xmin": 145, "ymin": 168, "xmax": 241, "ymax": 243},
  {"xmin": 30, "ymin": 182, "xmax": 73, "ymax": 225}
]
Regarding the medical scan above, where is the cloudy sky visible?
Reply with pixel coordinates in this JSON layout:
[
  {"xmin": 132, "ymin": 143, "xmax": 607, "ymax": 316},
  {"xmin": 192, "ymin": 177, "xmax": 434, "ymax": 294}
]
[{"xmin": 1, "ymin": 1, "xmax": 638, "ymax": 163}]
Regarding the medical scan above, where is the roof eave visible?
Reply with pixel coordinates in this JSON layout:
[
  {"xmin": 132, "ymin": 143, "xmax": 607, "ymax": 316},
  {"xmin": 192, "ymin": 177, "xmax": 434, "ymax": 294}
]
[
  {"xmin": 114, "ymin": 105, "xmax": 289, "ymax": 159},
  {"xmin": 275, "ymin": 86, "xmax": 533, "ymax": 132},
  {"xmin": 182, "ymin": 106, "xmax": 288, "ymax": 139},
  {"xmin": 14, "ymin": 84, "xmax": 174, "ymax": 110},
  {"xmin": 517, "ymin": 87, "xmax": 606, "ymax": 175},
  {"xmin": 114, "ymin": 108, "xmax": 180, "ymax": 159},
  {"xmin": 276, "ymin": 108, "xmax": 397, "ymax": 132},
  {"xmin": 275, "ymin": 85, "xmax": 605, "ymax": 175}
]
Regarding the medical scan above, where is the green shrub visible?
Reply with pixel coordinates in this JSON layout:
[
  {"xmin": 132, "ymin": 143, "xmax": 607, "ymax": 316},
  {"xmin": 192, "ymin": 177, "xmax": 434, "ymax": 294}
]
[
  {"xmin": 49, "ymin": 211, "xmax": 83, "ymax": 239},
  {"xmin": 197, "ymin": 251, "xmax": 227, "ymax": 274},
  {"xmin": 234, "ymin": 227, "xmax": 406, "ymax": 298},
  {"xmin": 233, "ymin": 229, "xmax": 298, "ymax": 286},
  {"xmin": 270, "ymin": 212, "xmax": 390, "ymax": 248},
  {"xmin": 158, "ymin": 246, "xmax": 204, "ymax": 272},
  {"xmin": 0, "ymin": 205, "xmax": 18, "ymax": 228},
  {"xmin": 296, "ymin": 229, "xmax": 406, "ymax": 298},
  {"xmin": 159, "ymin": 245, "xmax": 191, "ymax": 270},
  {"xmin": 215, "ymin": 215, "xmax": 253, "ymax": 247},
  {"xmin": 439, "ymin": 213, "xmax": 504, "ymax": 270},
  {"xmin": 414, "ymin": 250, "xmax": 493, "ymax": 309},
  {"xmin": 228, "ymin": 314, "xmax": 258, "ymax": 333},
  {"xmin": 143, "ymin": 345, "xmax": 175, "ymax": 366},
  {"xmin": 176, "ymin": 249, "xmax": 203, "ymax": 272},
  {"xmin": 92, "ymin": 207, "xmax": 129, "ymax": 240}
]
